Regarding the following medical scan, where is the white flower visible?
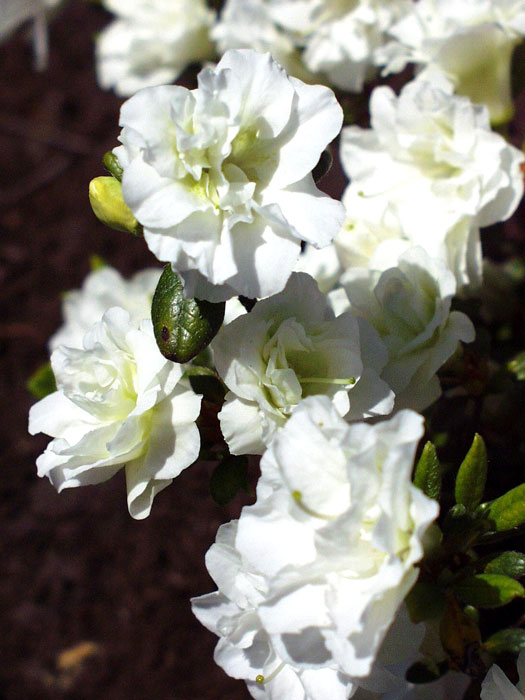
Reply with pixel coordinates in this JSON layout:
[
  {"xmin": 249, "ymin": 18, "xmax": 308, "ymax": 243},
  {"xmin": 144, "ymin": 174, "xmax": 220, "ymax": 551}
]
[
  {"xmin": 340, "ymin": 79, "xmax": 524, "ymax": 287},
  {"xmin": 192, "ymin": 520, "xmax": 358, "ymax": 700},
  {"xmin": 193, "ymin": 397, "xmax": 439, "ymax": 696},
  {"xmin": 212, "ymin": 0, "xmax": 318, "ymax": 85},
  {"xmin": 29, "ymin": 307, "xmax": 201, "ymax": 519},
  {"xmin": 49, "ymin": 265, "xmax": 161, "ymax": 351},
  {"xmin": 336, "ymin": 188, "xmax": 483, "ymax": 293},
  {"xmin": 481, "ymin": 649, "xmax": 525, "ymax": 700},
  {"xmin": 213, "ymin": 272, "xmax": 393, "ymax": 455},
  {"xmin": 378, "ymin": 0, "xmax": 525, "ymax": 123},
  {"xmin": 96, "ymin": 0, "xmax": 215, "ymax": 96},
  {"xmin": 114, "ymin": 48, "xmax": 345, "ymax": 301},
  {"xmin": 340, "ymin": 247, "xmax": 475, "ymax": 410},
  {"xmin": 267, "ymin": 0, "xmax": 411, "ymax": 92},
  {"xmin": 294, "ymin": 243, "xmax": 342, "ymax": 293}
]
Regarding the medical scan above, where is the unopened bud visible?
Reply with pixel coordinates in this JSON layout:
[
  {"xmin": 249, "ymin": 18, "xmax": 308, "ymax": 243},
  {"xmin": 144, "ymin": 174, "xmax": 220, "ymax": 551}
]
[{"xmin": 89, "ymin": 177, "xmax": 142, "ymax": 236}]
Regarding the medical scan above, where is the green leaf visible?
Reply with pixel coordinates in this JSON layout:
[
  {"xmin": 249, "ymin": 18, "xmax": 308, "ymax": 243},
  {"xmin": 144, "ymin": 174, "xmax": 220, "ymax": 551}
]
[
  {"xmin": 452, "ymin": 574, "xmax": 525, "ymax": 608},
  {"xmin": 414, "ymin": 442, "xmax": 442, "ymax": 500},
  {"xmin": 406, "ymin": 579, "xmax": 446, "ymax": 623},
  {"xmin": 27, "ymin": 363, "xmax": 57, "ymax": 399},
  {"xmin": 405, "ymin": 659, "xmax": 448, "ymax": 685},
  {"xmin": 508, "ymin": 350, "xmax": 525, "ymax": 380},
  {"xmin": 209, "ymin": 455, "xmax": 249, "ymax": 506},
  {"xmin": 486, "ymin": 484, "xmax": 525, "ymax": 532},
  {"xmin": 151, "ymin": 265, "xmax": 225, "ymax": 364},
  {"xmin": 455, "ymin": 434, "xmax": 487, "ymax": 510},
  {"xmin": 485, "ymin": 552, "xmax": 525, "ymax": 579},
  {"xmin": 485, "ymin": 628, "xmax": 525, "ymax": 655},
  {"xmin": 102, "ymin": 151, "xmax": 123, "ymax": 181}
]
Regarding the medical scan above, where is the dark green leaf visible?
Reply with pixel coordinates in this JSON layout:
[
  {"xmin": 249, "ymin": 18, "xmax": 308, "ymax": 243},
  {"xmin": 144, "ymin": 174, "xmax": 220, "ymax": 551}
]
[
  {"xmin": 414, "ymin": 441, "xmax": 441, "ymax": 500},
  {"xmin": 485, "ymin": 552, "xmax": 525, "ymax": 579},
  {"xmin": 485, "ymin": 628, "xmax": 525, "ymax": 655},
  {"xmin": 486, "ymin": 484, "xmax": 525, "ymax": 532},
  {"xmin": 406, "ymin": 579, "xmax": 446, "ymax": 623},
  {"xmin": 455, "ymin": 434, "xmax": 487, "ymax": 510},
  {"xmin": 151, "ymin": 265, "xmax": 225, "ymax": 364},
  {"xmin": 209, "ymin": 455, "xmax": 249, "ymax": 506},
  {"xmin": 27, "ymin": 363, "xmax": 56, "ymax": 399},
  {"xmin": 102, "ymin": 151, "xmax": 123, "ymax": 181},
  {"xmin": 452, "ymin": 574, "xmax": 524, "ymax": 608},
  {"xmin": 405, "ymin": 659, "xmax": 448, "ymax": 684}
]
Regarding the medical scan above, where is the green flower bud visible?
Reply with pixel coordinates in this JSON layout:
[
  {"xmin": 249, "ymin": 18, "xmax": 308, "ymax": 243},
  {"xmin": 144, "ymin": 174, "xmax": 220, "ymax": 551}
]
[{"xmin": 89, "ymin": 176, "xmax": 142, "ymax": 236}]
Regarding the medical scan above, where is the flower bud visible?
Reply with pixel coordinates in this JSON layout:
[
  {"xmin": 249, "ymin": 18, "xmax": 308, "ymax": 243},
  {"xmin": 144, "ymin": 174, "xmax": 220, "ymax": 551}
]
[{"xmin": 88, "ymin": 176, "xmax": 142, "ymax": 236}]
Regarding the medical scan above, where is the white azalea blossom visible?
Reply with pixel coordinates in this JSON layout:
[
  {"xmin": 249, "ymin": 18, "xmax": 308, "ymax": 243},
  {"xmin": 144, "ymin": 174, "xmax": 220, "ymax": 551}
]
[
  {"xmin": 192, "ymin": 397, "xmax": 439, "ymax": 697},
  {"xmin": 340, "ymin": 78, "xmax": 524, "ymax": 290},
  {"xmin": 481, "ymin": 649, "xmax": 525, "ymax": 700},
  {"xmin": 266, "ymin": 0, "xmax": 411, "ymax": 92},
  {"xmin": 340, "ymin": 247, "xmax": 475, "ymax": 410},
  {"xmin": 336, "ymin": 188, "xmax": 483, "ymax": 293},
  {"xmin": 49, "ymin": 265, "xmax": 161, "ymax": 351},
  {"xmin": 29, "ymin": 307, "xmax": 201, "ymax": 519},
  {"xmin": 212, "ymin": 0, "xmax": 318, "ymax": 84},
  {"xmin": 96, "ymin": 0, "xmax": 215, "ymax": 96},
  {"xmin": 377, "ymin": 0, "xmax": 525, "ymax": 123},
  {"xmin": 114, "ymin": 49, "xmax": 345, "ymax": 302},
  {"xmin": 294, "ymin": 243, "xmax": 342, "ymax": 293},
  {"xmin": 213, "ymin": 272, "xmax": 393, "ymax": 455}
]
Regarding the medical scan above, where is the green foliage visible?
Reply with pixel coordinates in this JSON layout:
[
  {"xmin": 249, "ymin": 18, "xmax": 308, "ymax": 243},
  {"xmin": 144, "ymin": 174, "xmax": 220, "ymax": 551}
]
[
  {"xmin": 455, "ymin": 434, "xmax": 487, "ymax": 510},
  {"xmin": 151, "ymin": 265, "xmax": 225, "ymax": 364},
  {"xmin": 414, "ymin": 441, "xmax": 442, "ymax": 500},
  {"xmin": 452, "ymin": 573, "xmax": 524, "ymax": 608},
  {"xmin": 27, "ymin": 363, "xmax": 56, "ymax": 399},
  {"xmin": 507, "ymin": 350, "xmax": 525, "ymax": 380},
  {"xmin": 209, "ymin": 455, "xmax": 249, "ymax": 506},
  {"xmin": 484, "ymin": 628, "xmax": 525, "ymax": 655},
  {"xmin": 102, "ymin": 151, "xmax": 123, "ymax": 181},
  {"xmin": 484, "ymin": 551, "xmax": 525, "ymax": 579},
  {"xmin": 486, "ymin": 484, "xmax": 525, "ymax": 532},
  {"xmin": 406, "ymin": 579, "xmax": 445, "ymax": 623}
]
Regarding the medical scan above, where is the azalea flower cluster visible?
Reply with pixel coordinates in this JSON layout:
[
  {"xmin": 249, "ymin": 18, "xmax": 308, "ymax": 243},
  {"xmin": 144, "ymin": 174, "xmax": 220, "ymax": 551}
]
[
  {"xmin": 28, "ymin": 4, "xmax": 525, "ymax": 697},
  {"xmin": 96, "ymin": 0, "xmax": 525, "ymax": 127}
]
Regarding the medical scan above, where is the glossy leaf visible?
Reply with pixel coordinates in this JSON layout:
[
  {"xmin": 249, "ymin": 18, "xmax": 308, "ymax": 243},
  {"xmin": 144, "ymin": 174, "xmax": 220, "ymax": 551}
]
[
  {"xmin": 414, "ymin": 441, "xmax": 441, "ymax": 500},
  {"xmin": 151, "ymin": 265, "xmax": 225, "ymax": 364},
  {"xmin": 102, "ymin": 151, "xmax": 123, "ymax": 181},
  {"xmin": 485, "ymin": 628, "xmax": 525, "ymax": 655},
  {"xmin": 484, "ymin": 551, "xmax": 525, "ymax": 579},
  {"xmin": 453, "ymin": 574, "xmax": 524, "ymax": 608},
  {"xmin": 455, "ymin": 434, "xmax": 487, "ymax": 510},
  {"xmin": 486, "ymin": 484, "xmax": 525, "ymax": 532}
]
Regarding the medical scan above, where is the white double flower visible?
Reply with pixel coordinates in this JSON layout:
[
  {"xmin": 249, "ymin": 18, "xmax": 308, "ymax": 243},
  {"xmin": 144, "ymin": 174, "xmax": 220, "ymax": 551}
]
[{"xmin": 114, "ymin": 49, "xmax": 344, "ymax": 301}]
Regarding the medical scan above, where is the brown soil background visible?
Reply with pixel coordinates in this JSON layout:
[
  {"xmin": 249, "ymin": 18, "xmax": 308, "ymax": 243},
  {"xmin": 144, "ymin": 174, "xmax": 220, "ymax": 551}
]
[{"xmin": 1, "ymin": 3, "xmax": 524, "ymax": 700}]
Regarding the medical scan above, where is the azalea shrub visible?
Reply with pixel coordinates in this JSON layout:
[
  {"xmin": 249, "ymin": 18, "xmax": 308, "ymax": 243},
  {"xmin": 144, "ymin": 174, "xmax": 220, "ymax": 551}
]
[{"xmin": 27, "ymin": 1, "xmax": 525, "ymax": 698}]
